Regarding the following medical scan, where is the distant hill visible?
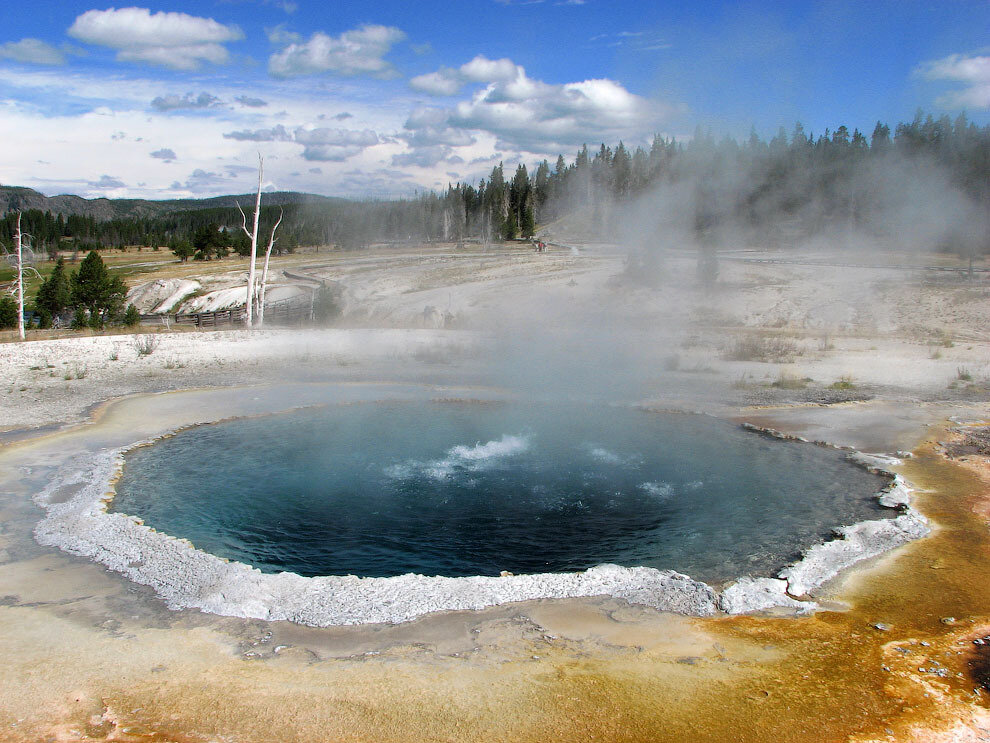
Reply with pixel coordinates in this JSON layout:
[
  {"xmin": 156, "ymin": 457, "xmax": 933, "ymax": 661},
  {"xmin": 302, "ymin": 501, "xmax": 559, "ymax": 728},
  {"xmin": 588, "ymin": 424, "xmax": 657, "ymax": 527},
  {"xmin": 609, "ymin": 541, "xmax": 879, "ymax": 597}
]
[{"xmin": 0, "ymin": 185, "xmax": 347, "ymax": 221}]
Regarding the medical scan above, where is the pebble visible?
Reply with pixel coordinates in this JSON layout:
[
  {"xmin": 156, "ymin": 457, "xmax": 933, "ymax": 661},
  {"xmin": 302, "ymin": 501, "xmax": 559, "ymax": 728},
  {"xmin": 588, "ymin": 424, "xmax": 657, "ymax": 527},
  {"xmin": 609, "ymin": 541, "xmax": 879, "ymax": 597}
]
[
  {"xmin": 873, "ymin": 622, "xmax": 892, "ymax": 632},
  {"xmin": 940, "ymin": 617, "xmax": 956, "ymax": 625}
]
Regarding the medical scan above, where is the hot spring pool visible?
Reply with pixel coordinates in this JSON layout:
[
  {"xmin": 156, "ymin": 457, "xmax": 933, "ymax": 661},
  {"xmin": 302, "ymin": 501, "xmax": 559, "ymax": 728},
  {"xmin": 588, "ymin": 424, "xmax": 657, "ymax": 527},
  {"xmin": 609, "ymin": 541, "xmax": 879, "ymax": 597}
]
[{"xmin": 110, "ymin": 400, "xmax": 888, "ymax": 583}]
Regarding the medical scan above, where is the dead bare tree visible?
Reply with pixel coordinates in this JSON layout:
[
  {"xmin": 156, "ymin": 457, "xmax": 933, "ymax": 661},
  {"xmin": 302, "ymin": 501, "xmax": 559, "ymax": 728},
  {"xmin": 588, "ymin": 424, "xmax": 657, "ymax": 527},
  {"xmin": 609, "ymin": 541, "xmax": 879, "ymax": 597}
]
[
  {"xmin": 256, "ymin": 208, "xmax": 283, "ymax": 328},
  {"xmin": 236, "ymin": 155, "xmax": 264, "ymax": 328},
  {"xmin": 481, "ymin": 207, "xmax": 492, "ymax": 251},
  {"xmin": 441, "ymin": 209, "xmax": 451, "ymax": 242},
  {"xmin": 2, "ymin": 212, "xmax": 41, "ymax": 340}
]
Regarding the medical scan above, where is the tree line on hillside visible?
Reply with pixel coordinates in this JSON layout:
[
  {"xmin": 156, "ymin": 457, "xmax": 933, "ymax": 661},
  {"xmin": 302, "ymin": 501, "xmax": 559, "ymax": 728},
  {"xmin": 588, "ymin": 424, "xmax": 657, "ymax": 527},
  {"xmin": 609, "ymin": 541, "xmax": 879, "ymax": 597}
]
[{"xmin": 2, "ymin": 110, "xmax": 987, "ymax": 259}]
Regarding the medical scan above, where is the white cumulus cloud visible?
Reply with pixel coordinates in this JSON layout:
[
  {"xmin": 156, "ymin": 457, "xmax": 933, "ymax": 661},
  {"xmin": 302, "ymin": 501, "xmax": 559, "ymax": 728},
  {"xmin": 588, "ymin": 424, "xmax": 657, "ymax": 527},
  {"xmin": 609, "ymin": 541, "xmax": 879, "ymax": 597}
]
[
  {"xmin": 919, "ymin": 53, "xmax": 990, "ymax": 109},
  {"xmin": 68, "ymin": 7, "xmax": 243, "ymax": 71},
  {"xmin": 410, "ymin": 55, "xmax": 520, "ymax": 96},
  {"xmin": 0, "ymin": 38, "xmax": 66, "ymax": 66},
  {"xmin": 404, "ymin": 56, "xmax": 660, "ymax": 155},
  {"xmin": 268, "ymin": 25, "xmax": 406, "ymax": 79}
]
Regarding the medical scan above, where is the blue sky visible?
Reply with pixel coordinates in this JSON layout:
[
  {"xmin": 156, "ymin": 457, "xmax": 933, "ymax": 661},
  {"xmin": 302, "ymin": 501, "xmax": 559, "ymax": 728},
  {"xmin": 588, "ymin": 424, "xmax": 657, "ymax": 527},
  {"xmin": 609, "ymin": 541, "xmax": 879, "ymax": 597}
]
[{"xmin": 0, "ymin": 0, "xmax": 987, "ymax": 199}]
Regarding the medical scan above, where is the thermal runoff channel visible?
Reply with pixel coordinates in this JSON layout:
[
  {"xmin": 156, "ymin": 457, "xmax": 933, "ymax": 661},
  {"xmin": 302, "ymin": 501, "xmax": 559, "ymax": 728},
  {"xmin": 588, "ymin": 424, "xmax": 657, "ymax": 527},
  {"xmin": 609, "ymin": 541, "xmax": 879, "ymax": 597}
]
[{"xmin": 111, "ymin": 401, "xmax": 887, "ymax": 582}]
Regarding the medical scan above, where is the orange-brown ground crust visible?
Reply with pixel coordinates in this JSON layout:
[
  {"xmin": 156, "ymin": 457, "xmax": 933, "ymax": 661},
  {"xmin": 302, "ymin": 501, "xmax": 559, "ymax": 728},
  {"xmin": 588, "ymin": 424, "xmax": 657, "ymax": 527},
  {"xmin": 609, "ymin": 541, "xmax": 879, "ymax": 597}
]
[{"xmin": 1, "ymin": 428, "xmax": 988, "ymax": 742}]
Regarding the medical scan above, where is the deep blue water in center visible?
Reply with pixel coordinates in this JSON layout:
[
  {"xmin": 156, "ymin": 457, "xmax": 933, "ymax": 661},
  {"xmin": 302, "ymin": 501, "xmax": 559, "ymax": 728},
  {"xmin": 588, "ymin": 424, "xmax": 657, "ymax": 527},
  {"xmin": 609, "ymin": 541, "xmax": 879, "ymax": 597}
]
[{"xmin": 111, "ymin": 401, "xmax": 888, "ymax": 582}]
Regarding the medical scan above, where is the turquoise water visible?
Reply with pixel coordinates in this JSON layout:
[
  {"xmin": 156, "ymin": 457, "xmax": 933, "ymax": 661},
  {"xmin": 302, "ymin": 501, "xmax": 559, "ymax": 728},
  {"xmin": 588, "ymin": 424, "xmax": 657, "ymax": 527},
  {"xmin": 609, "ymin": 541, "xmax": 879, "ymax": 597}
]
[{"xmin": 111, "ymin": 401, "xmax": 888, "ymax": 582}]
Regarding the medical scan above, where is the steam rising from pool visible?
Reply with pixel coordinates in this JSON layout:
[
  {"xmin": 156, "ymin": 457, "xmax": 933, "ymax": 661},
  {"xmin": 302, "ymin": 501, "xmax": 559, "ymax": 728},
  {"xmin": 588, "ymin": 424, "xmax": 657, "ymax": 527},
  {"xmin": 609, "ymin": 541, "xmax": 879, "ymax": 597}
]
[
  {"xmin": 385, "ymin": 433, "xmax": 531, "ymax": 480},
  {"xmin": 110, "ymin": 401, "xmax": 891, "ymax": 583}
]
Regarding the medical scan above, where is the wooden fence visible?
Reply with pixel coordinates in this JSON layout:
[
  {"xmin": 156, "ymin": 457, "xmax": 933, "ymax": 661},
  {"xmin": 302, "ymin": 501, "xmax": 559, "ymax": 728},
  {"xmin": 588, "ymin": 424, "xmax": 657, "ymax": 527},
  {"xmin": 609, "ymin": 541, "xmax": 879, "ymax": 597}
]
[{"xmin": 144, "ymin": 295, "xmax": 314, "ymax": 328}]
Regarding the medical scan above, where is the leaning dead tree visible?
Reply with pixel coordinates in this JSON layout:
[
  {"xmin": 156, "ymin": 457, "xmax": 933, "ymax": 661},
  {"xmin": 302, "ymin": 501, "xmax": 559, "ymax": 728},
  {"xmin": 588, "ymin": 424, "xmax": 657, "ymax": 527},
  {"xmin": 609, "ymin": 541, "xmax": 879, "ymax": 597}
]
[
  {"xmin": 236, "ymin": 155, "xmax": 281, "ymax": 327},
  {"xmin": 2, "ymin": 212, "xmax": 41, "ymax": 340},
  {"xmin": 256, "ymin": 207, "xmax": 283, "ymax": 327}
]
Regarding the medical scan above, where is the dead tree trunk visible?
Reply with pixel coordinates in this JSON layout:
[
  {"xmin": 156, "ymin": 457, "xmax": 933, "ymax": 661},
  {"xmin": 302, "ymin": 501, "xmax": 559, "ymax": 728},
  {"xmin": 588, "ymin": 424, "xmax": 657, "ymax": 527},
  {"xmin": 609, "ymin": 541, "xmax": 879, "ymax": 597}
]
[
  {"xmin": 237, "ymin": 155, "xmax": 264, "ymax": 328},
  {"xmin": 14, "ymin": 213, "xmax": 25, "ymax": 340},
  {"xmin": 256, "ymin": 208, "xmax": 284, "ymax": 328}
]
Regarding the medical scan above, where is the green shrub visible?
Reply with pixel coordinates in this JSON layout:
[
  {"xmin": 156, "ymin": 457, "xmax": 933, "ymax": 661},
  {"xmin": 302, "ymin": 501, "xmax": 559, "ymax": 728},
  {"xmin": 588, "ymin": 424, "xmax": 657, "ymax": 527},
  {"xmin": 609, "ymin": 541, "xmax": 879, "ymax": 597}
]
[
  {"xmin": 0, "ymin": 296, "xmax": 18, "ymax": 329},
  {"xmin": 313, "ymin": 286, "xmax": 342, "ymax": 325},
  {"xmin": 123, "ymin": 304, "xmax": 141, "ymax": 327}
]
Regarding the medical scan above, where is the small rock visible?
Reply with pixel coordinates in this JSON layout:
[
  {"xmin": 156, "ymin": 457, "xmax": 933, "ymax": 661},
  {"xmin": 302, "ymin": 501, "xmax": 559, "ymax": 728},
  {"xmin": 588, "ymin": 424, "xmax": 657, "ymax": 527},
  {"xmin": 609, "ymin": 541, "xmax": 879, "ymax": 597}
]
[
  {"xmin": 920, "ymin": 641, "xmax": 931, "ymax": 647},
  {"xmin": 499, "ymin": 570, "xmax": 514, "ymax": 577},
  {"xmin": 940, "ymin": 616, "xmax": 956, "ymax": 625},
  {"xmin": 873, "ymin": 622, "xmax": 892, "ymax": 632}
]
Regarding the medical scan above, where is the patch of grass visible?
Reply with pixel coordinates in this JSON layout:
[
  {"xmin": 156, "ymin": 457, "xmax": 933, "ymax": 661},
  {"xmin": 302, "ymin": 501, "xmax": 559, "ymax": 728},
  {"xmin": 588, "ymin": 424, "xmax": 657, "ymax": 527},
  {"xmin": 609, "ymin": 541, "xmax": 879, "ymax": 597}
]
[
  {"xmin": 724, "ymin": 334, "xmax": 799, "ymax": 363},
  {"xmin": 731, "ymin": 373, "xmax": 755, "ymax": 389},
  {"xmin": 163, "ymin": 356, "xmax": 186, "ymax": 370},
  {"xmin": 957, "ymin": 366, "xmax": 973, "ymax": 381},
  {"xmin": 770, "ymin": 373, "xmax": 811, "ymax": 389},
  {"xmin": 930, "ymin": 348, "xmax": 942, "ymax": 360},
  {"xmin": 830, "ymin": 375, "xmax": 856, "ymax": 390},
  {"xmin": 132, "ymin": 334, "xmax": 160, "ymax": 356},
  {"xmin": 939, "ymin": 331, "xmax": 955, "ymax": 348},
  {"xmin": 63, "ymin": 363, "xmax": 88, "ymax": 381}
]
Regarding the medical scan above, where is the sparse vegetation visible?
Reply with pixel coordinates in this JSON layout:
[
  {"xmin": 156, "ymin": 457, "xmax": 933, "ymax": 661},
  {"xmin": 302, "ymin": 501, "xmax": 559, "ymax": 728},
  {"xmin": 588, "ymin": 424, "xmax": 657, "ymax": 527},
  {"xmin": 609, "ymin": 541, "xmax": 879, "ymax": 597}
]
[
  {"xmin": 957, "ymin": 366, "xmax": 973, "ymax": 381},
  {"xmin": 770, "ymin": 373, "xmax": 811, "ymax": 389},
  {"xmin": 62, "ymin": 363, "xmax": 88, "ymax": 380},
  {"xmin": 724, "ymin": 334, "xmax": 799, "ymax": 363},
  {"xmin": 830, "ymin": 375, "xmax": 856, "ymax": 390},
  {"xmin": 731, "ymin": 373, "xmax": 756, "ymax": 389},
  {"xmin": 133, "ymin": 334, "xmax": 160, "ymax": 356}
]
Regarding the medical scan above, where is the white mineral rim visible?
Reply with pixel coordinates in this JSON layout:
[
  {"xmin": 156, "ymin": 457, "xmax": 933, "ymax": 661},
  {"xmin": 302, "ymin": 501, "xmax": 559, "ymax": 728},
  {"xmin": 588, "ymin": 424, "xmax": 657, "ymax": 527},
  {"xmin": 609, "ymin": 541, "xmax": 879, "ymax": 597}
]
[{"xmin": 31, "ymin": 423, "xmax": 930, "ymax": 625}]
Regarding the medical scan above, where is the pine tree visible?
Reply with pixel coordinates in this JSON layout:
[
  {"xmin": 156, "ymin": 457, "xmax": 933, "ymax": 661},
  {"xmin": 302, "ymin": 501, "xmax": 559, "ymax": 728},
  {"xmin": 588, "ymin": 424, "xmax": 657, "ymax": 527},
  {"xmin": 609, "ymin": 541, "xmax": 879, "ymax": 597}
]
[
  {"xmin": 35, "ymin": 257, "xmax": 72, "ymax": 319},
  {"xmin": 123, "ymin": 303, "xmax": 141, "ymax": 327},
  {"xmin": 71, "ymin": 251, "xmax": 126, "ymax": 324},
  {"xmin": 0, "ymin": 296, "xmax": 17, "ymax": 329},
  {"xmin": 172, "ymin": 240, "xmax": 195, "ymax": 262}
]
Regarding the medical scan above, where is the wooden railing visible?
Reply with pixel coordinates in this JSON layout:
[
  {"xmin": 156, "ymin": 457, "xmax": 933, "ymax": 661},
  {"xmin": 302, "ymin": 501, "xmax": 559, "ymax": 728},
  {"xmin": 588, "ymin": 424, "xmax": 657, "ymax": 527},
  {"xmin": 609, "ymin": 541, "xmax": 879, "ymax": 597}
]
[{"xmin": 143, "ymin": 295, "xmax": 314, "ymax": 328}]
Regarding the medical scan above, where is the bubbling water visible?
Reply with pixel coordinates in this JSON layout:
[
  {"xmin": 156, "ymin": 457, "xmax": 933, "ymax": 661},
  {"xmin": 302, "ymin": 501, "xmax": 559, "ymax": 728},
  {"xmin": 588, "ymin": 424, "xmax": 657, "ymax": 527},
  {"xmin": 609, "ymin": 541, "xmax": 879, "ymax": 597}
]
[{"xmin": 111, "ymin": 401, "xmax": 888, "ymax": 582}]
